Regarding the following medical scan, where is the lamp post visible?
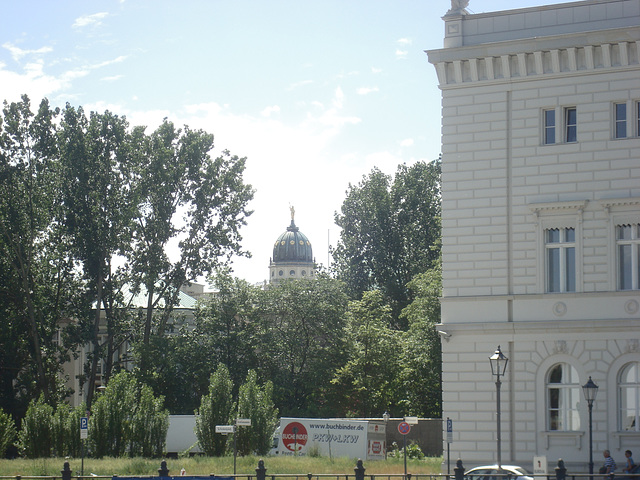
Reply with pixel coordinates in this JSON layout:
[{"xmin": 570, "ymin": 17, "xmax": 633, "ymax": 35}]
[
  {"xmin": 489, "ymin": 346, "xmax": 509, "ymax": 472},
  {"xmin": 582, "ymin": 376, "xmax": 599, "ymax": 475},
  {"xmin": 383, "ymin": 411, "xmax": 390, "ymax": 460}
]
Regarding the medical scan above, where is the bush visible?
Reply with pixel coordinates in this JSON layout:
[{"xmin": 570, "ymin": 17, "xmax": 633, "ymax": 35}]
[
  {"xmin": 0, "ymin": 408, "xmax": 16, "ymax": 457},
  {"xmin": 195, "ymin": 364, "xmax": 234, "ymax": 456},
  {"xmin": 17, "ymin": 396, "xmax": 54, "ymax": 457},
  {"xmin": 89, "ymin": 372, "xmax": 168, "ymax": 458},
  {"xmin": 389, "ymin": 440, "xmax": 425, "ymax": 459}
]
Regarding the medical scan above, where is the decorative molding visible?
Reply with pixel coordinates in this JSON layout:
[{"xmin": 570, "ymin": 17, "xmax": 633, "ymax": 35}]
[
  {"xmin": 624, "ymin": 300, "xmax": 639, "ymax": 316},
  {"xmin": 627, "ymin": 339, "xmax": 639, "ymax": 353},
  {"xmin": 434, "ymin": 40, "xmax": 640, "ymax": 87},
  {"xmin": 553, "ymin": 302, "xmax": 567, "ymax": 317},
  {"xmin": 600, "ymin": 197, "xmax": 640, "ymax": 213},
  {"xmin": 530, "ymin": 200, "xmax": 588, "ymax": 218},
  {"xmin": 553, "ymin": 340, "xmax": 568, "ymax": 354}
]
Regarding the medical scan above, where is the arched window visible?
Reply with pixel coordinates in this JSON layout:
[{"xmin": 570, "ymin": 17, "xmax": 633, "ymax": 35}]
[
  {"xmin": 619, "ymin": 362, "xmax": 640, "ymax": 431},
  {"xmin": 547, "ymin": 363, "xmax": 581, "ymax": 431}
]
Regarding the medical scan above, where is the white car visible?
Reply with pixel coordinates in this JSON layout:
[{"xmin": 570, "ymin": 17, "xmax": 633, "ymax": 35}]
[{"xmin": 465, "ymin": 465, "xmax": 534, "ymax": 480}]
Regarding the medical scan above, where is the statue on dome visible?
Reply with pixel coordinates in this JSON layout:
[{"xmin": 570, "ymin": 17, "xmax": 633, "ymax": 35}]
[{"xmin": 290, "ymin": 205, "xmax": 295, "ymax": 221}]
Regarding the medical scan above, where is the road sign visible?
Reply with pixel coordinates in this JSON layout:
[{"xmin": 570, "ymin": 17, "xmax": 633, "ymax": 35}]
[
  {"xmin": 80, "ymin": 417, "xmax": 88, "ymax": 439},
  {"xmin": 405, "ymin": 416, "xmax": 419, "ymax": 425},
  {"xmin": 398, "ymin": 421, "xmax": 411, "ymax": 435},
  {"xmin": 446, "ymin": 418, "xmax": 453, "ymax": 443},
  {"xmin": 215, "ymin": 425, "xmax": 235, "ymax": 434},
  {"xmin": 236, "ymin": 418, "xmax": 251, "ymax": 426}
]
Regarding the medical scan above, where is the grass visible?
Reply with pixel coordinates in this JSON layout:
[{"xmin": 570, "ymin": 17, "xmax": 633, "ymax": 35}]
[{"xmin": 0, "ymin": 456, "xmax": 444, "ymax": 477}]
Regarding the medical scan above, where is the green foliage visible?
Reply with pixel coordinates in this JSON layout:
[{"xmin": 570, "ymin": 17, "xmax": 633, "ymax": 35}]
[
  {"xmin": 333, "ymin": 159, "xmax": 441, "ymax": 328},
  {"xmin": 0, "ymin": 408, "xmax": 16, "ymax": 457},
  {"xmin": 235, "ymin": 370, "xmax": 278, "ymax": 456},
  {"xmin": 254, "ymin": 275, "xmax": 349, "ymax": 416},
  {"xmin": 388, "ymin": 440, "xmax": 425, "ymax": 459},
  {"xmin": 89, "ymin": 371, "xmax": 168, "ymax": 458},
  {"xmin": 195, "ymin": 364, "xmax": 234, "ymax": 456},
  {"xmin": 399, "ymin": 263, "xmax": 442, "ymax": 418},
  {"xmin": 17, "ymin": 396, "xmax": 54, "ymax": 458},
  {"xmin": 331, "ymin": 291, "xmax": 402, "ymax": 417}
]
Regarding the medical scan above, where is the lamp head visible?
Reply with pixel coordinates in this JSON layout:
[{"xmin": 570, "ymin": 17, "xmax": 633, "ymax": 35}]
[
  {"xmin": 489, "ymin": 345, "xmax": 509, "ymax": 377},
  {"xmin": 582, "ymin": 376, "xmax": 599, "ymax": 404}
]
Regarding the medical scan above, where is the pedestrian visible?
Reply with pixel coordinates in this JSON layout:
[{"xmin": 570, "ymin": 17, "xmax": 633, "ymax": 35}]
[
  {"xmin": 602, "ymin": 450, "xmax": 617, "ymax": 477},
  {"xmin": 622, "ymin": 450, "xmax": 636, "ymax": 474}
]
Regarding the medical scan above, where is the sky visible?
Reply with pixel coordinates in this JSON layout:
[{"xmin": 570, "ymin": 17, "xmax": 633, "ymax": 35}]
[{"xmin": 1, "ymin": 0, "xmax": 575, "ymax": 285}]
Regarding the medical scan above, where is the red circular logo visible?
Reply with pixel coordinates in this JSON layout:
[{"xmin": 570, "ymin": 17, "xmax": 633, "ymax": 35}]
[{"xmin": 282, "ymin": 422, "xmax": 308, "ymax": 452}]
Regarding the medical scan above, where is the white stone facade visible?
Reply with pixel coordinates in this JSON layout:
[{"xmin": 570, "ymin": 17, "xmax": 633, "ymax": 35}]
[{"xmin": 427, "ymin": 0, "xmax": 640, "ymax": 471}]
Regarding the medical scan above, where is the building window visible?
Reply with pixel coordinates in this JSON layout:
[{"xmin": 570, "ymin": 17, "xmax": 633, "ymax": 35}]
[
  {"xmin": 619, "ymin": 362, "xmax": 640, "ymax": 432},
  {"xmin": 546, "ymin": 227, "xmax": 576, "ymax": 292},
  {"xmin": 547, "ymin": 363, "xmax": 581, "ymax": 431},
  {"xmin": 617, "ymin": 224, "xmax": 640, "ymax": 290},
  {"xmin": 565, "ymin": 107, "xmax": 577, "ymax": 142},
  {"xmin": 615, "ymin": 103, "xmax": 627, "ymax": 139},
  {"xmin": 544, "ymin": 109, "xmax": 556, "ymax": 145}
]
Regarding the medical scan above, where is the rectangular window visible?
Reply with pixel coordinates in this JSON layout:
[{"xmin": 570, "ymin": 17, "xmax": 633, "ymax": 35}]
[
  {"xmin": 565, "ymin": 107, "xmax": 577, "ymax": 143},
  {"xmin": 615, "ymin": 103, "xmax": 627, "ymax": 139},
  {"xmin": 544, "ymin": 109, "xmax": 556, "ymax": 145},
  {"xmin": 617, "ymin": 224, "xmax": 640, "ymax": 290},
  {"xmin": 546, "ymin": 227, "xmax": 576, "ymax": 293}
]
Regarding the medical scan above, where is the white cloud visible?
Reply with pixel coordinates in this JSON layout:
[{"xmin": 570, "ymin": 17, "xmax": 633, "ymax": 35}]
[
  {"xmin": 287, "ymin": 79, "xmax": 313, "ymax": 90},
  {"xmin": 395, "ymin": 49, "xmax": 408, "ymax": 59},
  {"xmin": 356, "ymin": 86, "xmax": 379, "ymax": 95},
  {"xmin": 400, "ymin": 138, "xmax": 414, "ymax": 147},
  {"xmin": 371, "ymin": 67, "xmax": 382, "ymax": 74},
  {"xmin": 261, "ymin": 105, "xmax": 280, "ymax": 117},
  {"xmin": 73, "ymin": 12, "xmax": 109, "ymax": 29},
  {"xmin": 101, "ymin": 74, "xmax": 123, "ymax": 82},
  {"xmin": 3, "ymin": 43, "xmax": 53, "ymax": 62},
  {"xmin": 397, "ymin": 38, "xmax": 412, "ymax": 46}
]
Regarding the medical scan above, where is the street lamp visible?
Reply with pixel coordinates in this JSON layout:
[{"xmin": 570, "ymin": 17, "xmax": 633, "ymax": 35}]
[
  {"xmin": 582, "ymin": 376, "xmax": 599, "ymax": 475},
  {"xmin": 489, "ymin": 346, "xmax": 509, "ymax": 471},
  {"xmin": 383, "ymin": 411, "xmax": 390, "ymax": 460}
]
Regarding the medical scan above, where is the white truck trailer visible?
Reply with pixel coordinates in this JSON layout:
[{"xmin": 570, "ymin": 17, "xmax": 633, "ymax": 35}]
[{"xmin": 270, "ymin": 418, "xmax": 386, "ymax": 460}]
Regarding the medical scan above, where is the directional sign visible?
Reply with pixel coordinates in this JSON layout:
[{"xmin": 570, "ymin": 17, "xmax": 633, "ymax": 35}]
[
  {"xmin": 398, "ymin": 421, "xmax": 411, "ymax": 435},
  {"xmin": 80, "ymin": 417, "xmax": 88, "ymax": 439},
  {"xmin": 236, "ymin": 418, "xmax": 251, "ymax": 426},
  {"xmin": 215, "ymin": 425, "xmax": 235, "ymax": 434}
]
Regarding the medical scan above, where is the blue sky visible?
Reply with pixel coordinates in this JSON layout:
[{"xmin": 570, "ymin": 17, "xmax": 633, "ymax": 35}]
[{"xmin": 1, "ymin": 0, "xmax": 573, "ymax": 284}]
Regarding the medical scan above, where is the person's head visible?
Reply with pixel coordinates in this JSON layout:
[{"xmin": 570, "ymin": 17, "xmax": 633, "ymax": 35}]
[
  {"xmin": 604, "ymin": 450, "xmax": 611, "ymax": 457},
  {"xmin": 625, "ymin": 450, "xmax": 632, "ymax": 457}
]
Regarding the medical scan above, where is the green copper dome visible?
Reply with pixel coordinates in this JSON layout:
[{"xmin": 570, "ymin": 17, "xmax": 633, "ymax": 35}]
[{"xmin": 272, "ymin": 219, "xmax": 313, "ymax": 263}]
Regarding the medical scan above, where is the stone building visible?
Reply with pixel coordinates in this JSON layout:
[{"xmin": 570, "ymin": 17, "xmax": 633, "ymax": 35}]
[
  {"xmin": 427, "ymin": 0, "xmax": 640, "ymax": 471},
  {"xmin": 269, "ymin": 207, "xmax": 315, "ymax": 283}
]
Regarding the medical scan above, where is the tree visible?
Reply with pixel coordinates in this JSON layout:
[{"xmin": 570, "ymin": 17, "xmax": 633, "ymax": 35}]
[
  {"xmin": 235, "ymin": 370, "xmax": 278, "ymax": 456},
  {"xmin": 195, "ymin": 364, "xmax": 235, "ymax": 456},
  {"xmin": 398, "ymin": 262, "xmax": 442, "ymax": 418},
  {"xmin": 127, "ymin": 121, "xmax": 254, "ymax": 380},
  {"xmin": 254, "ymin": 275, "xmax": 349, "ymax": 416},
  {"xmin": 0, "ymin": 95, "xmax": 80, "ymax": 408},
  {"xmin": 59, "ymin": 105, "xmax": 138, "ymax": 409},
  {"xmin": 331, "ymin": 290, "xmax": 402, "ymax": 417},
  {"xmin": 17, "ymin": 395, "xmax": 54, "ymax": 458},
  {"xmin": 89, "ymin": 371, "xmax": 168, "ymax": 458},
  {"xmin": 332, "ymin": 159, "xmax": 441, "ymax": 328},
  {"xmin": 192, "ymin": 272, "xmax": 259, "ymax": 393},
  {"xmin": 0, "ymin": 408, "xmax": 16, "ymax": 458}
]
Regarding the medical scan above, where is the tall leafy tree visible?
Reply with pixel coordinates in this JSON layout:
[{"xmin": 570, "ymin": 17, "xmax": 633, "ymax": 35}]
[
  {"xmin": 0, "ymin": 96, "xmax": 79, "ymax": 408},
  {"xmin": 254, "ymin": 275, "xmax": 349, "ymax": 417},
  {"xmin": 192, "ymin": 272, "xmax": 259, "ymax": 393},
  {"xmin": 235, "ymin": 370, "xmax": 278, "ymax": 456},
  {"xmin": 127, "ymin": 120, "xmax": 254, "ymax": 379},
  {"xmin": 331, "ymin": 290, "xmax": 402, "ymax": 417},
  {"xmin": 333, "ymin": 158, "xmax": 441, "ymax": 328},
  {"xmin": 399, "ymin": 262, "xmax": 442, "ymax": 418},
  {"xmin": 58, "ymin": 105, "xmax": 138, "ymax": 408},
  {"xmin": 195, "ymin": 364, "xmax": 234, "ymax": 456}
]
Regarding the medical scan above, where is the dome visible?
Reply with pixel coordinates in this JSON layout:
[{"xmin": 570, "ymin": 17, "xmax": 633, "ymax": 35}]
[{"xmin": 272, "ymin": 219, "xmax": 313, "ymax": 263}]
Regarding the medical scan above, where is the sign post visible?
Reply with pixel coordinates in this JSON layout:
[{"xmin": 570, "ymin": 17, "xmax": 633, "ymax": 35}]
[
  {"xmin": 398, "ymin": 421, "xmax": 411, "ymax": 478},
  {"xmin": 80, "ymin": 416, "xmax": 88, "ymax": 477},
  {"xmin": 446, "ymin": 418, "xmax": 453, "ymax": 475}
]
